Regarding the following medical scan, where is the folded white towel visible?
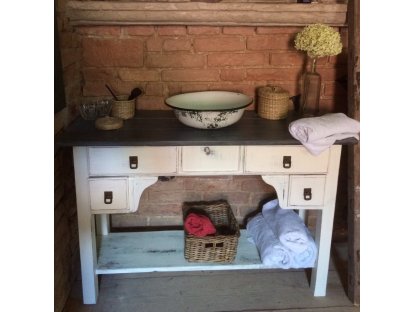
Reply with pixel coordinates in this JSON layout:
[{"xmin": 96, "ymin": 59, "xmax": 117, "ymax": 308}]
[
  {"xmin": 289, "ymin": 113, "xmax": 360, "ymax": 155},
  {"xmin": 247, "ymin": 214, "xmax": 292, "ymax": 268},
  {"xmin": 262, "ymin": 199, "xmax": 310, "ymax": 253}
]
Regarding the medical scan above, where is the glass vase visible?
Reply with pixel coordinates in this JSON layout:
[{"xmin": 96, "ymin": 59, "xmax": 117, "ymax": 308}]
[{"xmin": 300, "ymin": 57, "xmax": 321, "ymax": 117}]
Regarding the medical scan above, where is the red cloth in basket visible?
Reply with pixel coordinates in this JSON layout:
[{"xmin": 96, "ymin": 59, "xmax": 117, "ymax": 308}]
[{"xmin": 184, "ymin": 213, "xmax": 216, "ymax": 237}]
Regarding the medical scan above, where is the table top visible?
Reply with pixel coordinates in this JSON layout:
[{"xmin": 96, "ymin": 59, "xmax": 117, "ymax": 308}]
[{"xmin": 55, "ymin": 110, "xmax": 358, "ymax": 147}]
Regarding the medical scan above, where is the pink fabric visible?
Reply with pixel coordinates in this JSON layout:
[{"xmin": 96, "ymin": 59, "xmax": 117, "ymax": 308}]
[{"xmin": 184, "ymin": 213, "xmax": 216, "ymax": 237}]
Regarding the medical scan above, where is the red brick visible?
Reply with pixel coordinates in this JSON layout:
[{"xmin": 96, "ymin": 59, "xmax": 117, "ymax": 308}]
[
  {"xmin": 256, "ymin": 26, "xmax": 303, "ymax": 35},
  {"xmin": 162, "ymin": 69, "xmax": 219, "ymax": 82},
  {"xmin": 247, "ymin": 68, "xmax": 300, "ymax": 81},
  {"xmin": 247, "ymin": 35, "xmax": 294, "ymax": 51},
  {"xmin": 82, "ymin": 38, "xmax": 143, "ymax": 67},
  {"xmin": 194, "ymin": 37, "xmax": 245, "ymax": 52},
  {"xmin": 208, "ymin": 83, "xmax": 255, "ymax": 98},
  {"xmin": 329, "ymin": 50, "xmax": 348, "ymax": 66},
  {"xmin": 166, "ymin": 83, "xmax": 183, "ymax": 95},
  {"xmin": 181, "ymin": 84, "xmax": 209, "ymax": 93},
  {"xmin": 118, "ymin": 69, "xmax": 160, "ymax": 81},
  {"xmin": 77, "ymin": 26, "xmax": 121, "ymax": 36},
  {"xmin": 323, "ymin": 82, "xmax": 347, "ymax": 97},
  {"xmin": 223, "ymin": 26, "xmax": 255, "ymax": 35},
  {"xmin": 318, "ymin": 67, "xmax": 347, "ymax": 81},
  {"xmin": 183, "ymin": 177, "xmax": 232, "ymax": 191},
  {"xmin": 125, "ymin": 26, "xmax": 155, "ymax": 36},
  {"xmin": 82, "ymin": 68, "xmax": 117, "ymax": 81},
  {"xmin": 187, "ymin": 26, "xmax": 221, "ymax": 35},
  {"xmin": 148, "ymin": 191, "xmax": 202, "ymax": 202},
  {"xmin": 139, "ymin": 203, "xmax": 183, "ymax": 216},
  {"xmin": 208, "ymin": 53, "xmax": 266, "ymax": 67},
  {"xmin": 157, "ymin": 26, "xmax": 187, "ymax": 36},
  {"xmin": 220, "ymin": 69, "xmax": 246, "ymax": 81},
  {"xmin": 145, "ymin": 83, "xmax": 165, "ymax": 96},
  {"xmin": 83, "ymin": 80, "xmax": 138, "ymax": 97},
  {"xmin": 146, "ymin": 54, "xmax": 205, "ymax": 68},
  {"xmin": 270, "ymin": 52, "xmax": 305, "ymax": 66},
  {"xmin": 241, "ymin": 178, "xmax": 276, "ymax": 192},
  {"xmin": 137, "ymin": 96, "xmax": 167, "ymax": 110},
  {"xmin": 163, "ymin": 38, "xmax": 192, "ymax": 51},
  {"xmin": 146, "ymin": 37, "xmax": 163, "ymax": 52},
  {"xmin": 61, "ymin": 48, "xmax": 81, "ymax": 68}
]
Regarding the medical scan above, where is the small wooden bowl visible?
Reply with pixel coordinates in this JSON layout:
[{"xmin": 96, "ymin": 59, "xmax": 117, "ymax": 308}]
[{"xmin": 95, "ymin": 116, "xmax": 123, "ymax": 130}]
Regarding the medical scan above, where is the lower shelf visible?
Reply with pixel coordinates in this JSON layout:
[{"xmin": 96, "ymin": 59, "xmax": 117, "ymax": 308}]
[{"xmin": 96, "ymin": 229, "xmax": 268, "ymax": 274}]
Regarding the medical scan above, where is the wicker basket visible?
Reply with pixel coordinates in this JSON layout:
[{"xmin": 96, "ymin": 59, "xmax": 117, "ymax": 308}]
[
  {"xmin": 183, "ymin": 200, "xmax": 240, "ymax": 263},
  {"xmin": 257, "ymin": 86, "xmax": 291, "ymax": 120},
  {"xmin": 111, "ymin": 95, "xmax": 135, "ymax": 119}
]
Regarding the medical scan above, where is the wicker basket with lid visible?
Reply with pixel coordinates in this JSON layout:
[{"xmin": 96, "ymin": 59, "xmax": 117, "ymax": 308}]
[{"xmin": 257, "ymin": 86, "xmax": 291, "ymax": 120}]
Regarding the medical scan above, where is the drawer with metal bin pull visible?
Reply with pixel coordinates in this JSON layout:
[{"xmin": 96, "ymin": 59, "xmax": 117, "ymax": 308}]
[
  {"xmin": 288, "ymin": 175, "xmax": 326, "ymax": 206},
  {"xmin": 88, "ymin": 147, "xmax": 177, "ymax": 175}
]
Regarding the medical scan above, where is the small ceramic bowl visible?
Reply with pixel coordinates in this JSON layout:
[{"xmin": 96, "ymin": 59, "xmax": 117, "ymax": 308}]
[
  {"xmin": 165, "ymin": 91, "xmax": 252, "ymax": 129},
  {"xmin": 79, "ymin": 99, "xmax": 112, "ymax": 120}
]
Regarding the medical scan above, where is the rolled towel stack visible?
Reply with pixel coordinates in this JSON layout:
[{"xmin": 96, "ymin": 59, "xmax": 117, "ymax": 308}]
[
  {"xmin": 289, "ymin": 113, "xmax": 360, "ymax": 155},
  {"xmin": 246, "ymin": 214, "xmax": 291, "ymax": 268},
  {"xmin": 247, "ymin": 199, "xmax": 317, "ymax": 268}
]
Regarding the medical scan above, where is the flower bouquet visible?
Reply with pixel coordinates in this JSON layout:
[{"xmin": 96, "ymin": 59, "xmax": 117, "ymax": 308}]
[{"xmin": 294, "ymin": 24, "xmax": 342, "ymax": 116}]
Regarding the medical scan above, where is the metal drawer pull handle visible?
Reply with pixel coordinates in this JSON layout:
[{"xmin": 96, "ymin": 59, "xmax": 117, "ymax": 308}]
[
  {"xmin": 129, "ymin": 156, "xmax": 138, "ymax": 169},
  {"xmin": 303, "ymin": 188, "xmax": 312, "ymax": 201},
  {"xmin": 283, "ymin": 156, "xmax": 291, "ymax": 168},
  {"xmin": 203, "ymin": 147, "xmax": 211, "ymax": 155},
  {"xmin": 104, "ymin": 191, "xmax": 113, "ymax": 204}
]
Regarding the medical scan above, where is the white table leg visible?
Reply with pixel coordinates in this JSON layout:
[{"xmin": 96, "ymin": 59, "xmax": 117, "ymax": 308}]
[
  {"xmin": 96, "ymin": 214, "xmax": 110, "ymax": 236},
  {"xmin": 73, "ymin": 147, "xmax": 99, "ymax": 304},
  {"xmin": 311, "ymin": 145, "xmax": 342, "ymax": 296}
]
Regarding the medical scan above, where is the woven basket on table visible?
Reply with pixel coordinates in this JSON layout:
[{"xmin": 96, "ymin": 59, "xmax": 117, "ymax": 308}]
[
  {"xmin": 257, "ymin": 86, "xmax": 291, "ymax": 120},
  {"xmin": 183, "ymin": 200, "xmax": 240, "ymax": 263},
  {"xmin": 111, "ymin": 95, "xmax": 135, "ymax": 120}
]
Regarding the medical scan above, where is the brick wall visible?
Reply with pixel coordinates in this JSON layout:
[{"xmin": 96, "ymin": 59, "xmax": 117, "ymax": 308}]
[
  {"xmin": 79, "ymin": 25, "xmax": 348, "ymax": 113},
  {"xmin": 75, "ymin": 25, "xmax": 348, "ymax": 228}
]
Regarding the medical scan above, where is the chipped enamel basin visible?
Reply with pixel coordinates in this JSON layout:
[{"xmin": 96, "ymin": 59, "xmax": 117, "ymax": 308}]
[{"xmin": 165, "ymin": 91, "xmax": 252, "ymax": 129}]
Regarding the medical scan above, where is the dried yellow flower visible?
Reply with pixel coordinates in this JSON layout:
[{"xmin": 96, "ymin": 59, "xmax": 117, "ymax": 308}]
[{"xmin": 294, "ymin": 24, "xmax": 342, "ymax": 58}]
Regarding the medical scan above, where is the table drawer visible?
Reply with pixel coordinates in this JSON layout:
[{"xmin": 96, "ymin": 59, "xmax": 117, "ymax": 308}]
[
  {"xmin": 88, "ymin": 147, "xmax": 177, "ymax": 175},
  {"xmin": 288, "ymin": 175, "xmax": 326, "ymax": 206},
  {"xmin": 180, "ymin": 146, "xmax": 242, "ymax": 173},
  {"xmin": 89, "ymin": 178, "xmax": 129, "ymax": 213},
  {"xmin": 245, "ymin": 146, "xmax": 329, "ymax": 174}
]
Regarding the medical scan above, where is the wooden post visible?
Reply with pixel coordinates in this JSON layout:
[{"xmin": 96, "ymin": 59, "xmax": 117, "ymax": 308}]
[{"xmin": 347, "ymin": 0, "xmax": 360, "ymax": 305}]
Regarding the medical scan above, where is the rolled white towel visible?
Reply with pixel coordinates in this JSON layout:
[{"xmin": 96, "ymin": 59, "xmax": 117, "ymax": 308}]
[
  {"xmin": 247, "ymin": 214, "xmax": 292, "ymax": 268},
  {"xmin": 289, "ymin": 113, "xmax": 360, "ymax": 155},
  {"xmin": 262, "ymin": 199, "xmax": 310, "ymax": 254},
  {"xmin": 291, "ymin": 231, "xmax": 317, "ymax": 268}
]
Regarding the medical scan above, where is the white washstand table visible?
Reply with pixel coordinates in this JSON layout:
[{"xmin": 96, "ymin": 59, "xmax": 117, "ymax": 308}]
[{"xmin": 56, "ymin": 111, "xmax": 355, "ymax": 304}]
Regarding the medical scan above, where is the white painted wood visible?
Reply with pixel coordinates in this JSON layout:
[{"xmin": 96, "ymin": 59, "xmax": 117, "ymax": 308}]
[
  {"xmin": 73, "ymin": 147, "xmax": 99, "ymax": 304},
  {"xmin": 89, "ymin": 178, "xmax": 128, "ymax": 212},
  {"xmin": 88, "ymin": 176, "xmax": 158, "ymax": 214},
  {"xmin": 128, "ymin": 176, "xmax": 158, "ymax": 213},
  {"xmin": 96, "ymin": 230, "xmax": 268, "ymax": 274},
  {"xmin": 311, "ymin": 145, "xmax": 341, "ymax": 296},
  {"xmin": 72, "ymin": 144, "xmax": 343, "ymax": 303},
  {"xmin": 289, "ymin": 175, "xmax": 326, "ymax": 206},
  {"xmin": 180, "ymin": 146, "xmax": 242, "ymax": 173},
  {"xmin": 245, "ymin": 146, "xmax": 330, "ymax": 174},
  {"xmin": 261, "ymin": 175, "xmax": 289, "ymax": 208},
  {"xmin": 96, "ymin": 214, "xmax": 110, "ymax": 236},
  {"xmin": 88, "ymin": 147, "xmax": 177, "ymax": 175},
  {"xmin": 298, "ymin": 209, "xmax": 307, "ymax": 223}
]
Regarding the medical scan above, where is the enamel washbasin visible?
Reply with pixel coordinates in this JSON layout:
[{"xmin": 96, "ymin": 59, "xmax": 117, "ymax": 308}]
[{"xmin": 165, "ymin": 91, "xmax": 252, "ymax": 129}]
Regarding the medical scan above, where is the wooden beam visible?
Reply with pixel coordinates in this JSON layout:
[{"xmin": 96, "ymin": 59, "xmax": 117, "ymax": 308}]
[
  {"xmin": 66, "ymin": 1, "xmax": 348, "ymax": 26},
  {"xmin": 347, "ymin": 0, "xmax": 360, "ymax": 305}
]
